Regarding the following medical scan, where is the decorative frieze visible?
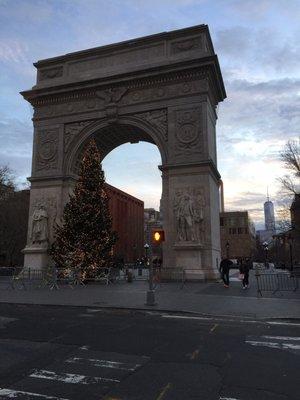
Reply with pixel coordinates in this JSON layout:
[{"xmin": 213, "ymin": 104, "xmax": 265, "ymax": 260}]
[{"xmin": 31, "ymin": 68, "xmax": 209, "ymax": 112}]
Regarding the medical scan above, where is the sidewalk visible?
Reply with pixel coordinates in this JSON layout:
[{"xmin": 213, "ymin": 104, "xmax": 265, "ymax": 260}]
[{"xmin": 0, "ymin": 271, "xmax": 299, "ymax": 320}]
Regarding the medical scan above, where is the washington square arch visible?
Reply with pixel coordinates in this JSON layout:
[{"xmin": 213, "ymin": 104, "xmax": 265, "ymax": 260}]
[{"xmin": 21, "ymin": 25, "xmax": 226, "ymax": 280}]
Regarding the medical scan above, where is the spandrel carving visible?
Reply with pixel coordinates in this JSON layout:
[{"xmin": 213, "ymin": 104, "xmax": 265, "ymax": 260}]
[
  {"xmin": 64, "ymin": 121, "xmax": 95, "ymax": 153},
  {"xmin": 136, "ymin": 109, "xmax": 168, "ymax": 140}
]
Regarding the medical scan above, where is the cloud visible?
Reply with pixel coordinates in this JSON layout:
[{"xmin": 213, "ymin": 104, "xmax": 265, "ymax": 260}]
[
  {"xmin": 215, "ymin": 25, "xmax": 300, "ymax": 78},
  {"xmin": 0, "ymin": 39, "xmax": 29, "ymax": 63},
  {"xmin": 0, "ymin": 117, "xmax": 32, "ymax": 185}
]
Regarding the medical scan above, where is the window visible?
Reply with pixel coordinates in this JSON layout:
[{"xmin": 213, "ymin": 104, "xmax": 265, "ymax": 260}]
[
  {"xmin": 238, "ymin": 228, "xmax": 243, "ymax": 234},
  {"xmin": 229, "ymin": 228, "xmax": 237, "ymax": 234},
  {"xmin": 244, "ymin": 228, "xmax": 248, "ymax": 234},
  {"xmin": 220, "ymin": 217, "xmax": 224, "ymax": 226}
]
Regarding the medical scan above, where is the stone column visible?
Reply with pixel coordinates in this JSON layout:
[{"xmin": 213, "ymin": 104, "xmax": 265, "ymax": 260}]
[
  {"xmin": 23, "ymin": 123, "xmax": 72, "ymax": 270},
  {"xmin": 161, "ymin": 101, "xmax": 221, "ymax": 280}
]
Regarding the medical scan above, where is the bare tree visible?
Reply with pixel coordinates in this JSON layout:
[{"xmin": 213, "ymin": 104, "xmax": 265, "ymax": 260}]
[
  {"xmin": 276, "ymin": 138, "xmax": 300, "ymax": 234},
  {"xmin": 0, "ymin": 165, "xmax": 15, "ymax": 201},
  {"xmin": 278, "ymin": 138, "xmax": 300, "ymax": 197}
]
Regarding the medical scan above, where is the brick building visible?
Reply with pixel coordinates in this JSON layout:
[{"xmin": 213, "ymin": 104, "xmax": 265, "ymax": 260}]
[
  {"xmin": 105, "ymin": 183, "xmax": 144, "ymax": 263},
  {"xmin": 220, "ymin": 211, "xmax": 256, "ymax": 259}
]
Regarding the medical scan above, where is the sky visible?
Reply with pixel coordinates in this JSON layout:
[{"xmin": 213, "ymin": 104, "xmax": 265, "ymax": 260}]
[{"xmin": 0, "ymin": 0, "xmax": 299, "ymax": 229}]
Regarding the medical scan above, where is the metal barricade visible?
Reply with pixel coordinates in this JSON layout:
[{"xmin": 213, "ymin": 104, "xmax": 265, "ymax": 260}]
[
  {"xmin": 256, "ymin": 272, "xmax": 298, "ymax": 297},
  {"xmin": 0, "ymin": 267, "xmax": 16, "ymax": 290},
  {"xmin": 160, "ymin": 267, "xmax": 185, "ymax": 288}
]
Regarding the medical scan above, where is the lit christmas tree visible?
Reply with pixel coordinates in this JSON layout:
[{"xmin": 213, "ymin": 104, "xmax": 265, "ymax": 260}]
[{"xmin": 50, "ymin": 139, "xmax": 117, "ymax": 277}]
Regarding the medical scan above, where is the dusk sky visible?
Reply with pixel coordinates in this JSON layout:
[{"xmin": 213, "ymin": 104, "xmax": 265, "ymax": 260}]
[{"xmin": 0, "ymin": 0, "xmax": 299, "ymax": 229}]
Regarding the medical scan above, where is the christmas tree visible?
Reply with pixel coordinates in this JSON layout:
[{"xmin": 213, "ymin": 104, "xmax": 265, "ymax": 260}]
[{"xmin": 50, "ymin": 139, "xmax": 117, "ymax": 277}]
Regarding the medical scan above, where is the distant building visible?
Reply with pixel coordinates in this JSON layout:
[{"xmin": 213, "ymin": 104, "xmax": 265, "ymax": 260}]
[
  {"xmin": 0, "ymin": 189, "xmax": 30, "ymax": 266},
  {"xmin": 290, "ymin": 193, "xmax": 300, "ymax": 264},
  {"xmin": 220, "ymin": 211, "xmax": 256, "ymax": 259},
  {"xmin": 105, "ymin": 183, "xmax": 144, "ymax": 263},
  {"xmin": 257, "ymin": 194, "xmax": 276, "ymax": 244}
]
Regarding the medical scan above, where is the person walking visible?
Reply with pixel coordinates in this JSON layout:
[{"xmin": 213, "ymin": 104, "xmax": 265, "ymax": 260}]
[
  {"xmin": 240, "ymin": 258, "xmax": 252, "ymax": 289},
  {"xmin": 219, "ymin": 258, "xmax": 233, "ymax": 287}
]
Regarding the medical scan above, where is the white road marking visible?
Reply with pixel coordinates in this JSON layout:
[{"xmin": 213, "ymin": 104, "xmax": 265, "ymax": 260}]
[
  {"xmin": 0, "ymin": 388, "xmax": 69, "ymax": 399},
  {"xmin": 162, "ymin": 315, "xmax": 213, "ymax": 321},
  {"xmin": 246, "ymin": 340, "xmax": 300, "ymax": 351},
  {"xmin": 246, "ymin": 335, "xmax": 300, "ymax": 353},
  {"xmin": 262, "ymin": 336, "xmax": 300, "ymax": 341},
  {"xmin": 79, "ymin": 345, "xmax": 89, "ymax": 350},
  {"xmin": 220, "ymin": 397, "xmax": 240, "ymax": 400},
  {"xmin": 29, "ymin": 370, "xmax": 120, "ymax": 384},
  {"xmin": 267, "ymin": 321, "xmax": 300, "ymax": 327},
  {"xmin": 66, "ymin": 357, "xmax": 141, "ymax": 371}
]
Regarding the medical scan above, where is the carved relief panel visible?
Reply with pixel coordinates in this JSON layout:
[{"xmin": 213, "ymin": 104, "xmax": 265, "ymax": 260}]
[
  {"xmin": 173, "ymin": 186, "xmax": 206, "ymax": 245},
  {"xmin": 170, "ymin": 106, "xmax": 203, "ymax": 162},
  {"xmin": 34, "ymin": 128, "xmax": 59, "ymax": 174}
]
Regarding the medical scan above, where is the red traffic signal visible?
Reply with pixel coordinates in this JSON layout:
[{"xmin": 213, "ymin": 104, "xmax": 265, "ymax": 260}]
[{"xmin": 152, "ymin": 229, "xmax": 165, "ymax": 244}]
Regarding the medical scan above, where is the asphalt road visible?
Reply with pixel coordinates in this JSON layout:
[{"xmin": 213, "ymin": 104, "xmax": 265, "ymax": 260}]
[{"xmin": 0, "ymin": 304, "xmax": 299, "ymax": 400}]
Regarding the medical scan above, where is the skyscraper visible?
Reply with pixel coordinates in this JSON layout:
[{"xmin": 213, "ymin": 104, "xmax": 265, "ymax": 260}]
[
  {"xmin": 257, "ymin": 190, "xmax": 276, "ymax": 243},
  {"xmin": 264, "ymin": 191, "xmax": 276, "ymax": 231}
]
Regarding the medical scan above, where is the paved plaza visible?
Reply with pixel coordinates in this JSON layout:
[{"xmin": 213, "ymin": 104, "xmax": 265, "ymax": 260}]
[{"xmin": 1, "ymin": 270, "xmax": 299, "ymax": 320}]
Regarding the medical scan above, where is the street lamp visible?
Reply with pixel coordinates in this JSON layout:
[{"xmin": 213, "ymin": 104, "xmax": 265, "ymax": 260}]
[
  {"xmin": 225, "ymin": 241, "xmax": 230, "ymax": 259},
  {"xmin": 287, "ymin": 234, "xmax": 294, "ymax": 272},
  {"xmin": 144, "ymin": 243, "xmax": 156, "ymax": 306},
  {"xmin": 272, "ymin": 235, "xmax": 279, "ymax": 268},
  {"xmin": 262, "ymin": 242, "xmax": 269, "ymax": 268}
]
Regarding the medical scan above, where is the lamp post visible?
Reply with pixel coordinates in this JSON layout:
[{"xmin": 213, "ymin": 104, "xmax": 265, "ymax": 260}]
[
  {"xmin": 272, "ymin": 235, "xmax": 279, "ymax": 268},
  {"xmin": 145, "ymin": 243, "xmax": 156, "ymax": 306},
  {"xmin": 262, "ymin": 242, "xmax": 269, "ymax": 268},
  {"xmin": 225, "ymin": 241, "xmax": 230, "ymax": 259},
  {"xmin": 287, "ymin": 234, "xmax": 294, "ymax": 272}
]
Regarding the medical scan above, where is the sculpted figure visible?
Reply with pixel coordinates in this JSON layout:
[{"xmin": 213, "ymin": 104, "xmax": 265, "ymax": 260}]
[
  {"xmin": 31, "ymin": 204, "xmax": 48, "ymax": 245},
  {"xmin": 174, "ymin": 192, "xmax": 197, "ymax": 242}
]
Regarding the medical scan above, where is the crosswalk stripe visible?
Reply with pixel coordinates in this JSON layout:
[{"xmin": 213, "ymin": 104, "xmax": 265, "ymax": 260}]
[
  {"xmin": 262, "ymin": 336, "xmax": 300, "ymax": 341},
  {"xmin": 0, "ymin": 388, "xmax": 69, "ymax": 399},
  {"xmin": 246, "ymin": 340, "xmax": 300, "ymax": 350},
  {"xmin": 29, "ymin": 370, "xmax": 120, "ymax": 385},
  {"xmin": 66, "ymin": 357, "xmax": 140, "ymax": 371}
]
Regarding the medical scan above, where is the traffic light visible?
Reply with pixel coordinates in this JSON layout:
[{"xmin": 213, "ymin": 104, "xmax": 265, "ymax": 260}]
[{"xmin": 152, "ymin": 229, "xmax": 165, "ymax": 244}]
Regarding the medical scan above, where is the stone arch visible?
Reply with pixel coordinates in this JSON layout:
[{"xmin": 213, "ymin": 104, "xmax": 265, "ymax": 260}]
[
  {"xmin": 21, "ymin": 25, "xmax": 226, "ymax": 280},
  {"xmin": 65, "ymin": 114, "xmax": 168, "ymax": 176}
]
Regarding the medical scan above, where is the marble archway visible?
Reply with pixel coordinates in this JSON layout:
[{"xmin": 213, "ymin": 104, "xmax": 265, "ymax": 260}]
[{"xmin": 21, "ymin": 25, "xmax": 226, "ymax": 280}]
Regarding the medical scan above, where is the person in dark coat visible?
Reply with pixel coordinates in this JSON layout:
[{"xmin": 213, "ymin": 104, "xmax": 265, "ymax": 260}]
[
  {"xmin": 240, "ymin": 258, "xmax": 252, "ymax": 289},
  {"xmin": 219, "ymin": 258, "xmax": 233, "ymax": 287}
]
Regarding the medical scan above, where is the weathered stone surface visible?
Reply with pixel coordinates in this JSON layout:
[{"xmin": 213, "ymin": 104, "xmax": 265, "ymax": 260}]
[{"xmin": 21, "ymin": 25, "xmax": 226, "ymax": 278}]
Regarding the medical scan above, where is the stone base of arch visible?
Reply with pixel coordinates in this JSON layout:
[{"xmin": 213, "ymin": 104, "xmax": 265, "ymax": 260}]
[{"xmin": 23, "ymin": 246, "xmax": 49, "ymax": 271}]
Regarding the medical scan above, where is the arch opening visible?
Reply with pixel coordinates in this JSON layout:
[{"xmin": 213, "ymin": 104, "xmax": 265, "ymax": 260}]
[{"xmin": 68, "ymin": 120, "xmax": 166, "ymax": 176}]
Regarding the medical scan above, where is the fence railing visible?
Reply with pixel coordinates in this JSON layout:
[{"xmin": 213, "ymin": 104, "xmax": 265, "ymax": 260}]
[{"xmin": 255, "ymin": 271, "xmax": 299, "ymax": 297}]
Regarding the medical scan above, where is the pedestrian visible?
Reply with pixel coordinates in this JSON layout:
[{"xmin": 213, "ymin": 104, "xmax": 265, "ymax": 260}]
[
  {"xmin": 219, "ymin": 257, "xmax": 233, "ymax": 287},
  {"xmin": 240, "ymin": 258, "xmax": 252, "ymax": 289}
]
